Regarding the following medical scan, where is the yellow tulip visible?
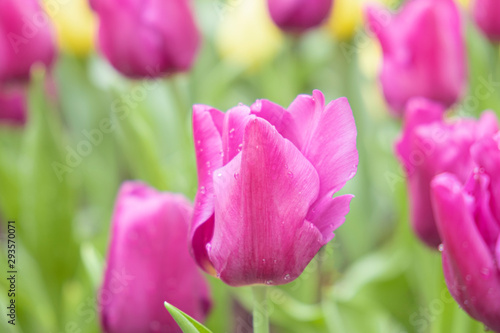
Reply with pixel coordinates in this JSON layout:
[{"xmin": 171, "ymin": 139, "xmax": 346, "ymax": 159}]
[
  {"xmin": 43, "ymin": 0, "xmax": 97, "ymax": 56},
  {"xmin": 325, "ymin": 0, "xmax": 363, "ymax": 41},
  {"xmin": 216, "ymin": 0, "xmax": 284, "ymax": 70}
]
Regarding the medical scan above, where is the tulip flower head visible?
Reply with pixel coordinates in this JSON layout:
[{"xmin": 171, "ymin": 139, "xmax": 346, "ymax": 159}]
[
  {"xmin": 267, "ymin": 0, "xmax": 334, "ymax": 32},
  {"xmin": 0, "ymin": 0, "xmax": 57, "ymax": 83},
  {"xmin": 91, "ymin": 0, "xmax": 200, "ymax": 78},
  {"xmin": 365, "ymin": 0, "xmax": 467, "ymax": 115},
  {"xmin": 395, "ymin": 98, "xmax": 498, "ymax": 248},
  {"xmin": 431, "ymin": 135, "xmax": 500, "ymax": 331},
  {"xmin": 472, "ymin": 0, "xmax": 500, "ymax": 42},
  {"xmin": 190, "ymin": 90, "xmax": 358, "ymax": 286},
  {"xmin": 100, "ymin": 182, "xmax": 211, "ymax": 333}
]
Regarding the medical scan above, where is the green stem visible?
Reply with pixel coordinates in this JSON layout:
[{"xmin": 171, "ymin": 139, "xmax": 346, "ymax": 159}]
[{"xmin": 252, "ymin": 286, "xmax": 270, "ymax": 333}]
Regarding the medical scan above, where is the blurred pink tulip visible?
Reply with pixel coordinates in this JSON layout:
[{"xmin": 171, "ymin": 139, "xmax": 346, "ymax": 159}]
[
  {"xmin": 365, "ymin": 0, "xmax": 467, "ymax": 115},
  {"xmin": 0, "ymin": 0, "xmax": 57, "ymax": 83},
  {"xmin": 267, "ymin": 0, "xmax": 333, "ymax": 32},
  {"xmin": 91, "ymin": 0, "xmax": 200, "ymax": 78},
  {"xmin": 395, "ymin": 98, "xmax": 498, "ymax": 248},
  {"xmin": 473, "ymin": 0, "xmax": 500, "ymax": 42},
  {"xmin": 190, "ymin": 90, "xmax": 358, "ymax": 286},
  {"xmin": 0, "ymin": 85, "xmax": 27, "ymax": 126},
  {"xmin": 100, "ymin": 182, "xmax": 211, "ymax": 333},
  {"xmin": 431, "ymin": 145, "xmax": 500, "ymax": 331}
]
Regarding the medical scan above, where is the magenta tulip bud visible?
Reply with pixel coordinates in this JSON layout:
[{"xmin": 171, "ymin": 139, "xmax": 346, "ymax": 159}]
[
  {"xmin": 91, "ymin": 0, "xmax": 200, "ymax": 78},
  {"xmin": 267, "ymin": 0, "xmax": 333, "ymax": 32},
  {"xmin": 100, "ymin": 182, "xmax": 211, "ymax": 333},
  {"xmin": 395, "ymin": 98, "xmax": 498, "ymax": 248},
  {"xmin": 473, "ymin": 0, "xmax": 500, "ymax": 42},
  {"xmin": 190, "ymin": 90, "xmax": 358, "ymax": 286},
  {"xmin": 365, "ymin": 0, "xmax": 467, "ymax": 115},
  {"xmin": 0, "ymin": 85, "xmax": 27, "ymax": 126},
  {"xmin": 431, "ymin": 164, "xmax": 500, "ymax": 331},
  {"xmin": 0, "ymin": 0, "xmax": 57, "ymax": 83}
]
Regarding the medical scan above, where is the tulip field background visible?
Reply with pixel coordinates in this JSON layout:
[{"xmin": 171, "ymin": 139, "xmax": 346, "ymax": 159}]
[{"xmin": 1, "ymin": 0, "xmax": 500, "ymax": 332}]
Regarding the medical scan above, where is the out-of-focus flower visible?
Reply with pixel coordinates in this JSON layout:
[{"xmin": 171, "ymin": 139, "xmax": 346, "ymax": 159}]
[
  {"xmin": 267, "ymin": 0, "xmax": 333, "ymax": 32},
  {"xmin": 472, "ymin": 0, "xmax": 500, "ymax": 42},
  {"xmin": 365, "ymin": 0, "xmax": 467, "ymax": 115},
  {"xmin": 190, "ymin": 90, "xmax": 358, "ymax": 286},
  {"xmin": 325, "ymin": 0, "xmax": 362, "ymax": 40},
  {"xmin": 0, "ymin": 0, "xmax": 57, "ymax": 83},
  {"xmin": 431, "ymin": 146, "xmax": 500, "ymax": 331},
  {"xmin": 216, "ymin": 0, "xmax": 283, "ymax": 70},
  {"xmin": 0, "ymin": 85, "xmax": 27, "ymax": 126},
  {"xmin": 46, "ymin": 0, "xmax": 96, "ymax": 56},
  {"xmin": 91, "ymin": 0, "xmax": 200, "ymax": 78},
  {"xmin": 395, "ymin": 98, "xmax": 498, "ymax": 248},
  {"xmin": 100, "ymin": 182, "xmax": 211, "ymax": 333},
  {"xmin": 456, "ymin": 0, "xmax": 471, "ymax": 8}
]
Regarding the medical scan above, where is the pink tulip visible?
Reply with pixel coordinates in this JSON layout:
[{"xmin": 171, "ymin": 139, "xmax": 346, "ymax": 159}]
[
  {"xmin": 395, "ymin": 98, "xmax": 498, "ymax": 248},
  {"xmin": 0, "ymin": 85, "xmax": 27, "ymax": 126},
  {"xmin": 0, "ymin": 0, "xmax": 57, "ymax": 83},
  {"xmin": 267, "ymin": 0, "xmax": 333, "ymax": 32},
  {"xmin": 365, "ymin": 0, "xmax": 467, "ymax": 115},
  {"xmin": 473, "ymin": 0, "xmax": 500, "ymax": 42},
  {"xmin": 431, "ymin": 140, "xmax": 500, "ymax": 331},
  {"xmin": 190, "ymin": 90, "xmax": 358, "ymax": 286},
  {"xmin": 91, "ymin": 0, "xmax": 200, "ymax": 78},
  {"xmin": 100, "ymin": 182, "xmax": 211, "ymax": 333}
]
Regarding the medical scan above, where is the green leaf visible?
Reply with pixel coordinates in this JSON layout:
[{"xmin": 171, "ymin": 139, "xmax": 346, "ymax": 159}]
[{"xmin": 164, "ymin": 301, "xmax": 213, "ymax": 333}]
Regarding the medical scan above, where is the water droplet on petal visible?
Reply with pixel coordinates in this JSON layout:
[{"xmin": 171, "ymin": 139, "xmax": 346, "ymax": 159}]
[
  {"xmin": 273, "ymin": 259, "xmax": 277, "ymax": 264},
  {"xmin": 216, "ymin": 272, "xmax": 221, "ymax": 278},
  {"xmin": 255, "ymin": 145, "xmax": 259, "ymax": 149},
  {"xmin": 206, "ymin": 243, "xmax": 212, "ymax": 252},
  {"xmin": 219, "ymin": 150, "xmax": 224, "ymax": 157},
  {"xmin": 205, "ymin": 161, "xmax": 211, "ymax": 168},
  {"xmin": 234, "ymin": 172, "xmax": 239, "ymax": 180},
  {"xmin": 197, "ymin": 140, "xmax": 201, "ymax": 145},
  {"xmin": 481, "ymin": 267, "xmax": 491, "ymax": 278},
  {"xmin": 199, "ymin": 186, "xmax": 206, "ymax": 194},
  {"xmin": 217, "ymin": 173, "xmax": 222, "ymax": 177},
  {"xmin": 262, "ymin": 258, "xmax": 266, "ymax": 263},
  {"xmin": 229, "ymin": 128, "xmax": 235, "ymax": 139},
  {"xmin": 265, "ymin": 280, "xmax": 273, "ymax": 285},
  {"xmin": 287, "ymin": 171, "xmax": 293, "ymax": 178},
  {"xmin": 237, "ymin": 143, "xmax": 243, "ymax": 152},
  {"xmin": 283, "ymin": 274, "xmax": 291, "ymax": 281},
  {"xmin": 438, "ymin": 244, "xmax": 444, "ymax": 252}
]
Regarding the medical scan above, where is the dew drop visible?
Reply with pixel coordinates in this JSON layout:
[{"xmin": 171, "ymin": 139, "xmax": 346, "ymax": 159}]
[
  {"xmin": 199, "ymin": 186, "xmax": 206, "ymax": 194},
  {"xmin": 438, "ymin": 244, "xmax": 444, "ymax": 252},
  {"xmin": 262, "ymin": 258, "xmax": 266, "ymax": 263},
  {"xmin": 205, "ymin": 161, "xmax": 211, "ymax": 168},
  {"xmin": 207, "ymin": 170, "xmax": 212, "ymax": 176},
  {"xmin": 237, "ymin": 143, "xmax": 243, "ymax": 152},
  {"xmin": 197, "ymin": 140, "xmax": 201, "ymax": 145},
  {"xmin": 217, "ymin": 173, "xmax": 222, "ymax": 177},
  {"xmin": 219, "ymin": 150, "xmax": 224, "ymax": 157},
  {"xmin": 255, "ymin": 145, "xmax": 259, "ymax": 149},
  {"xmin": 287, "ymin": 171, "xmax": 294, "ymax": 178},
  {"xmin": 273, "ymin": 259, "xmax": 277, "ymax": 264},
  {"xmin": 283, "ymin": 274, "xmax": 291, "ymax": 281},
  {"xmin": 216, "ymin": 273, "xmax": 221, "ymax": 278},
  {"xmin": 238, "ymin": 102, "xmax": 244, "ymax": 107},
  {"xmin": 234, "ymin": 172, "xmax": 239, "ymax": 180},
  {"xmin": 206, "ymin": 243, "xmax": 212, "ymax": 252},
  {"xmin": 229, "ymin": 128, "xmax": 235, "ymax": 139},
  {"xmin": 465, "ymin": 274, "xmax": 472, "ymax": 282},
  {"xmin": 265, "ymin": 280, "xmax": 273, "ymax": 285},
  {"xmin": 481, "ymin": 267, "xmax": 491, "ymax": 278}
]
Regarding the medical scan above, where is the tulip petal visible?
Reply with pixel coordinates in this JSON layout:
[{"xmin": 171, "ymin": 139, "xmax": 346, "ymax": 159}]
[
  {"xmin": 281, "ymin": 91, "xmax": 358, "ymax": 197},
  {"xmin": 191, "ymin": 105, "xmax": 225, "ymax": 273},
  {"xmin": 471, "ymin": 134, "xmax": 500, "ymax": 224},
  {"xmin": 306, "ymin": 194, "xmax": 353, "ymax": 243},
  {"xmin": 221, "ymin": 105, "xmax": 251, "ymax": 164},
  {"xmin": 250, "ymin": 99, "xmax": 286, "ymax": 132},
  {"xmin": 101, "ymin": 182, "xmax": 211, "ymax": 333},
  {"xmin": 431, "ymin": 173, "xmax": 500, "ymax": 326},
  {"xmin": 210, "ymin": 117, "xmax": 322, "ymax": 286}
]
